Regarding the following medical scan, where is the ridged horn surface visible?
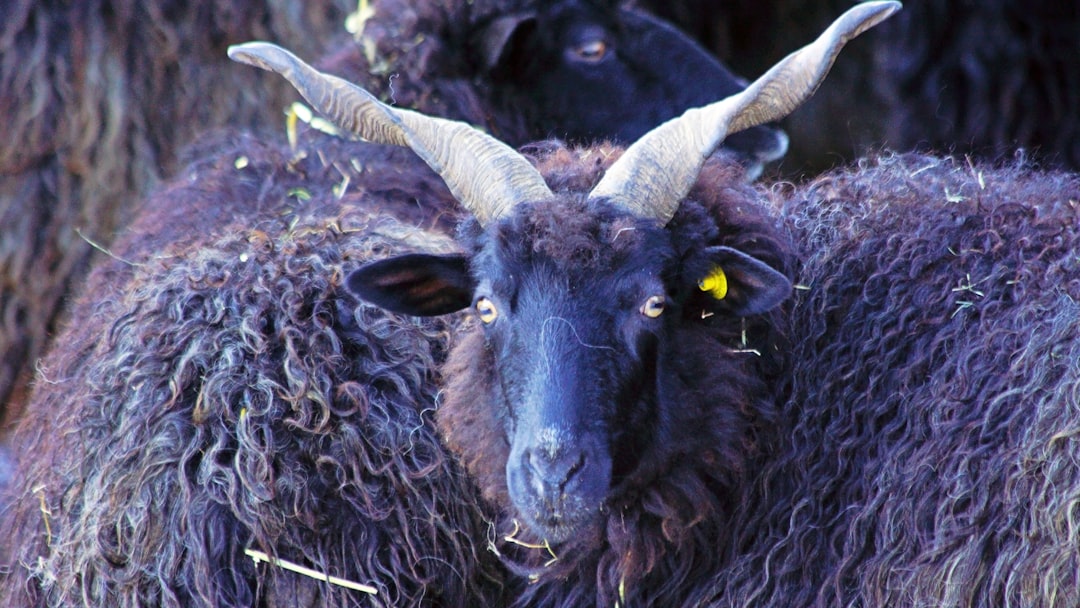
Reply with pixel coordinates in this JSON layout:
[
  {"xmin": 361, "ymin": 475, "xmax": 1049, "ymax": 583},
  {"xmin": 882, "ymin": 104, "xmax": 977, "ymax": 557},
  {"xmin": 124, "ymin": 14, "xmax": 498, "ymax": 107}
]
[
  {"xmin": 589, "ymin": 1, "xmax": 902, "ymax": 224},
  {"xmin": 227, "ymin": 42, "xmax": 553, "ymax": 225}
]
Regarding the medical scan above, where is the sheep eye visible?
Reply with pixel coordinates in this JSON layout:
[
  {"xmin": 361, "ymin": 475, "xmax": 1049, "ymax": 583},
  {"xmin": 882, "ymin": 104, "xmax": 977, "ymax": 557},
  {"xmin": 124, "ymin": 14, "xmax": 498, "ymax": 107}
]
[
  {"xmin": 475, "ymin": 297, "xmax": 499, "ymax": 324},
  {"xmin": 639, "ymin": 295, "xmax": 665, "ymax": 318},
  {"xmin": 571, "ymin": 39, "xmax": 608, "ymax": 63}
]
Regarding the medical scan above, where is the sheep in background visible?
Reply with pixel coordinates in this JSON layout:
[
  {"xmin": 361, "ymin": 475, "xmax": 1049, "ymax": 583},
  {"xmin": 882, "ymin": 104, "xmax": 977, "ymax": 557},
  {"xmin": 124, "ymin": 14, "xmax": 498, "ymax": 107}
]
[
  {"xmin": 0, "ymin": 4, "xmax": 889, "ymax": 606},
  {"xmin": 0, "ymin": 0, "xmax": 786, "ymax": 430},
  {"xmin": 320, "ymin": 0, "xmax": 787, "ymax": 164}
]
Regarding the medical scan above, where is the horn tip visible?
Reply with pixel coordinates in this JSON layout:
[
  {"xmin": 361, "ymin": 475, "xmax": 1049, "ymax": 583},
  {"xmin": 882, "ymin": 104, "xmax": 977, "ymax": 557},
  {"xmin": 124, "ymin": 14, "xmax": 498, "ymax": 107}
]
[
  {"xmin": 824, "ymin": 1, "xmax": 901, "ymax": 54},
  {"xmin": 227, "ymin": 41, "xmax": 295, "ymax": 73},
  {"xmin": 850, "ymin": 1, "xmax": 903, "ymax": 27}
]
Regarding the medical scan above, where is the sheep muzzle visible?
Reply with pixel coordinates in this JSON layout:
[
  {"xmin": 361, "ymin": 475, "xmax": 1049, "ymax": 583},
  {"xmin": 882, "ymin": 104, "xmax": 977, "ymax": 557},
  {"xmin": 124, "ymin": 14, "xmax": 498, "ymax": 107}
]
[{"xmin": 507, "ymin": 423, "xmax": 611, "ymax": 545}]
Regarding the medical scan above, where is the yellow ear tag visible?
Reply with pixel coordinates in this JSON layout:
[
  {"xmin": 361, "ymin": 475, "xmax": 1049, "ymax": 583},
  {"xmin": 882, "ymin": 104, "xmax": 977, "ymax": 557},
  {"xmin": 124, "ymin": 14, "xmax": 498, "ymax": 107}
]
[{"xmin": 698, "ymin": 266, "xmax": 728, "ymax": 300}]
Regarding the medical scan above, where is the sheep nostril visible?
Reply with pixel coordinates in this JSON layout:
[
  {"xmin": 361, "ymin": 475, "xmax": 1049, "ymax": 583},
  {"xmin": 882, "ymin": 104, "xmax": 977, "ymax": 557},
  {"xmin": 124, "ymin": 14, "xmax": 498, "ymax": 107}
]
[
  {"xmin": 562, "ymin": 452, "xmax": 585, "ymax": 491},
  {"xmin": 527, "ymin": 447, "xmax": 587, "ymax": 494}
]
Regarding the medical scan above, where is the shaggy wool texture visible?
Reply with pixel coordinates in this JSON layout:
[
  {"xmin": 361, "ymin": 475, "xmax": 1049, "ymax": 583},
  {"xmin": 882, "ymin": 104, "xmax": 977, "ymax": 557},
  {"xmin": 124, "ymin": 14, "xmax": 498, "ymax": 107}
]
[
  {"xmin": 0, "ymin": 0, "xmax": 543, "ymax": 425},
  {"xmin": 0, "ymin": 129, "xmax": 505, "ymax": 607},
  {"xmin": 701, "ymin": 152, "xmax": 1080, "ymax": 607}
]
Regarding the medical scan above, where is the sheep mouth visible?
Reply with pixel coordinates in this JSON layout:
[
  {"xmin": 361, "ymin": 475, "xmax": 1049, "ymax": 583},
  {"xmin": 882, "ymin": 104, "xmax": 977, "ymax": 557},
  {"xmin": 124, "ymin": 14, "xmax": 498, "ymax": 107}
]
[
  {"xmin": 516, "ymin": 499, "xmax": 603, "ymax": 546},
  {"xmin": 509, "ymin": 478, "xmax": 607, "ymax": 545}
]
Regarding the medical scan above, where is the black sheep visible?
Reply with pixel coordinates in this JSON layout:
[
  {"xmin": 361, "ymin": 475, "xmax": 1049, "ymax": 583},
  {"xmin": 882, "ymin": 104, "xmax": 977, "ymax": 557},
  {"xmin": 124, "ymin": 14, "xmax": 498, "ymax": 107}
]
[
  {"xmin": 225, "ymin": 4, "xmax": 893, "ymax": 605},
  {"xmin": 0, "ymin": 4, "xmax": 891, "ymax": 606}
]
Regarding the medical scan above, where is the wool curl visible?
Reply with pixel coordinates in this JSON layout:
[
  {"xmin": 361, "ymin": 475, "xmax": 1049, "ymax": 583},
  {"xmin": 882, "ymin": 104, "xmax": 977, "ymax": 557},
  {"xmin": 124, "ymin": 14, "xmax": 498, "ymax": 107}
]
[
  {"xmin": 702, "ymin": 152, "xmax": 1080, "ymax": 607},
  {"xmin": 0, "ymin": 127, "xmax": 507, "ymax": 607}
]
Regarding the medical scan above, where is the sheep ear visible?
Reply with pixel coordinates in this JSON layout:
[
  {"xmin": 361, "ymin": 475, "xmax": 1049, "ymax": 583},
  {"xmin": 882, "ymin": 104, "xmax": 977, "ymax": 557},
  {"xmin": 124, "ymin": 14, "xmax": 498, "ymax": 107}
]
[
  {"xmin": 477, "ymin": 12, "xmax": 536, "ymax": 71},
  {"xmin": 346, "ymin": 254, "xmax": 474, "ymax": 317},
  {"xmin": 685, "ymin": 246, "xmax": 791, "ymax": 316}
]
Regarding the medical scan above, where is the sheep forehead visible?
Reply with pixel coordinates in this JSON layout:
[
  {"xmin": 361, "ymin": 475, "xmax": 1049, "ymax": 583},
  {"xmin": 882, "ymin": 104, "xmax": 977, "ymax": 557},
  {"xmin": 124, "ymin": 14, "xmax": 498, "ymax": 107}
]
[{"xmin": 491, "ymin": 197, "xmax": 670, "ymax": 273}]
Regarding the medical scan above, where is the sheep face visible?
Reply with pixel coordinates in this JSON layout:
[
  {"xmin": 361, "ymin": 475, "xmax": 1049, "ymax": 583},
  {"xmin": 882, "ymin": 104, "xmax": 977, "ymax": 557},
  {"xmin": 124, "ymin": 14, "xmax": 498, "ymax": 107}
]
[
  {"xmin": 459, "ymin": 198, "xmax": 672, "ymax": 544},
  {"xmin": 484, "ymin": 0, "xmax": 789, "ymax": 177},
  {"xmin": 346, "ymin": 194, "xmax": 791, "ymax": 544}
]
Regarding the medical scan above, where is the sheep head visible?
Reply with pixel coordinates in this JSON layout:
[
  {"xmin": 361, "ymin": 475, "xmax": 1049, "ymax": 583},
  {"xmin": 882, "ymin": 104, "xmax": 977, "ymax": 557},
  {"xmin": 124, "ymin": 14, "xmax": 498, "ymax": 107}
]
[
  {"xmin": 229, "ymin": 0, "xmax": 899, "ymax": 546},
  {"xmin": 349, "ymin": 196, "xmax": 795, "ymax": 546}
]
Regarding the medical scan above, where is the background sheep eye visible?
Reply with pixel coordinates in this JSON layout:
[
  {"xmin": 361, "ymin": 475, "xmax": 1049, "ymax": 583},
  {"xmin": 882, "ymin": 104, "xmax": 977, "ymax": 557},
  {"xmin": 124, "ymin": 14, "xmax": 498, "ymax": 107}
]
[
  {"xmin": 640, "ymin": 295, "xmax": 665, "ymax": 318},
  {"xmin": 475, "ymin": 297, "xmax": 499, "ymax": 323},
  {"xmin": 571, "ymin": 39, "xmax": 608, "ymax": 63}
]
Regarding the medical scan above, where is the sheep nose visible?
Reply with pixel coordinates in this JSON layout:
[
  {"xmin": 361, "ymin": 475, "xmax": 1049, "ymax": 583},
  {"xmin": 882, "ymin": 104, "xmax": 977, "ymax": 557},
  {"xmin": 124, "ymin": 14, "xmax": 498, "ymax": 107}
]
[{"xmin": 526, "ymin": 446, "xmax": 586, "ymax": 496}]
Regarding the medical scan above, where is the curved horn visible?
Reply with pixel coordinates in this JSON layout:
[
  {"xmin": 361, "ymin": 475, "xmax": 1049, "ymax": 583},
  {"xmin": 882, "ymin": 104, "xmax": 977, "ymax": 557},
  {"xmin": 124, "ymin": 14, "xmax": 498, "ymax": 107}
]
[
  {"xmin": 589, "ymin": 1, "xmax": 901, "ymax": 224},
  {"xmin": 227, "ymin": 42, "xmax": 552, "ymax": 225}
]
